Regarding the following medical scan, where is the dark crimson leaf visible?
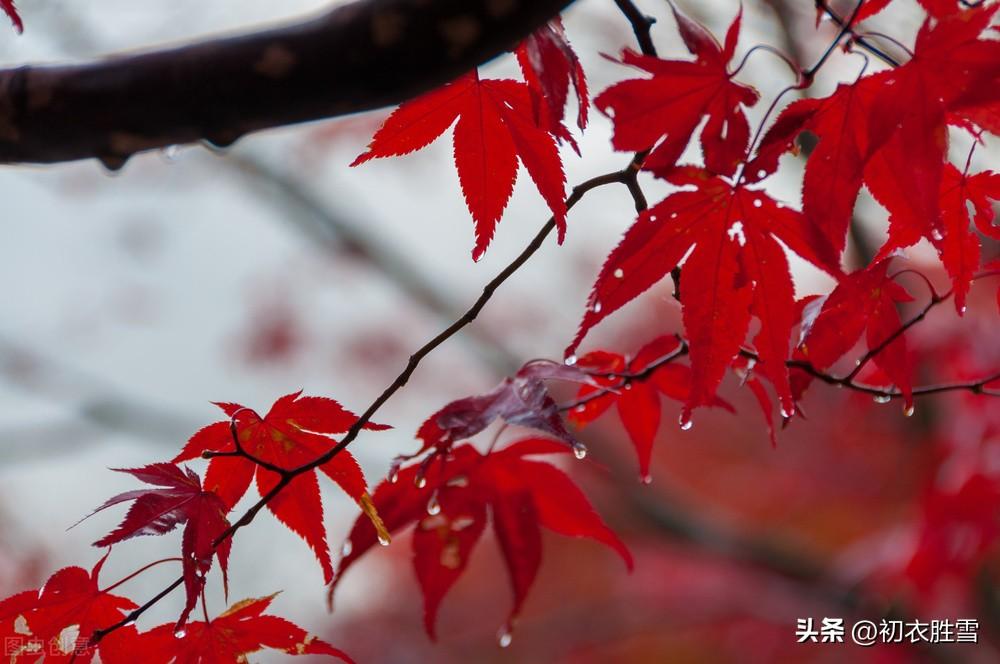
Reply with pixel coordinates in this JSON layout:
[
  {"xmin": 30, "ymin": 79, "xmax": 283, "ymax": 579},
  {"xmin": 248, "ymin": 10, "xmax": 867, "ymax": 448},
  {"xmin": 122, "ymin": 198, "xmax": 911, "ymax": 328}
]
[
  {"xmin": 331, "ymin": 440, "xmax": 630, "ymax": 640},
  {"xmin": 84, "ymin": 464, "xmax": 231, "ymax": 628}
]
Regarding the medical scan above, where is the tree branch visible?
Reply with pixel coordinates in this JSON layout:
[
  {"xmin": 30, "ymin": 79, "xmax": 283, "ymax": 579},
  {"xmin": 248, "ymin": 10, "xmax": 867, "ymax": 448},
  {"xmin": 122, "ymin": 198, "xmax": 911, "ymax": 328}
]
[{"xmin": 0, "ymin": 0, "xmax": 575, "ymax": 166}]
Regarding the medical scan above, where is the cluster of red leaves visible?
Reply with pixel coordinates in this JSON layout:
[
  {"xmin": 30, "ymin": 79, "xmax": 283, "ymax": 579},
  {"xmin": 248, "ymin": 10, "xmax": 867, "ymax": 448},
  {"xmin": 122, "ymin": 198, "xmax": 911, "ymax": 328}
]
[
  {"xmin": 331, "ymin": 439, "xmax": 631, "ymax": 640},
  {"xmin": 0, "ymin": 392, "xmax": 381, "ymax": 662},
  {"xmin": 351, "ymin": 20, "xmax": 587, "ymax": 260},
  {"xmin": 3, "ymin": 4, "xmax": 1000, "ymax": 661},
  {"xmin": 569, "ymin": 4, "xmax": 1000, "ymax": 434}
]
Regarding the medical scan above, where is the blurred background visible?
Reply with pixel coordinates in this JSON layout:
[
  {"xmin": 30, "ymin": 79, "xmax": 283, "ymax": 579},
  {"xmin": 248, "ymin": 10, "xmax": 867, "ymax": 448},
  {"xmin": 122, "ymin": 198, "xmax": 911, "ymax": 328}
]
[{"xmin": 0, "ymin": 0, "xmax": 998, "ymax": 661}]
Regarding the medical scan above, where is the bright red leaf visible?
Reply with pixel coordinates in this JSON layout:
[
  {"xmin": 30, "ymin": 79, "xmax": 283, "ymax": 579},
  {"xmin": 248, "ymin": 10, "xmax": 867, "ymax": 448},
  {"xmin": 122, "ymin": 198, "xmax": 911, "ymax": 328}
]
[
  {"xmin": 516, "ymin": 17, "xmax": 588, "ymax": 147},
  {"xmin": 595, "ymin": 6, "xmax": 758, "ymax": 177},
  {"xmin": 352, "ymin": 71, "xmax": 567, "ymax": 260},
  {"xmin": 568, "ymin": 167, "xmax": 835, "ymax": 423},
  {"xmin": 331, "ymin": 440, "xmax": 631, "ymax": 640},
  {"xmin": 84, "ymin": 464, "xmax": 231, "ymax": 628},
  {"xmin": 795, "ymin": 260, "xmax": 915, "ymax": 410},
  {"xmin": 0, "ymin": 556, "xmax": 138, "ymax": 663},
  {"xmin": 173, "ymin": 391, "xmax": 390, "ymax": 585},
  {"xmin": 569, "ymin": 336, "xmax": 732, "ymax": 478},
  {"xmin": 136, "ymin": 594, "xmax": 353, "ymax": 664}
]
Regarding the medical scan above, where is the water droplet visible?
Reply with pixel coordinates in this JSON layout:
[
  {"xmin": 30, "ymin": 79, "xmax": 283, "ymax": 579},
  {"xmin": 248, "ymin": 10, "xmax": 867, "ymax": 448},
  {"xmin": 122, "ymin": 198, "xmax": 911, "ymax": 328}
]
[
  {"xmin": 415, "ymin": 476, "xmax": 427, "ymax": 489},
  {"xmin": 426, "ymin": 491, "xmax": 441, "ymax": 516},
  {"xmin": 679, "ymin": 414, "xmax": 693, "ymax": 431},
  {"xmin": 756, "ymin": 169, "xmax": 767, "ymax": 179},
  {"xmin": 572, "ymin": 442, "xmax": 588, "ymax": 460},
  {"xmin": 377, "ymin": 532, "xmax": 391, "ymax": 546},
  {"xmin": 161, "ymin": 144, "xmax": 180, "ymax": 161},
  {"xmin": 624, "ymin": 383, "xmax": 633, "ymax": 390},
  {"xmin": 959, "ymin": 305, "xmax": 967, "ymax": 315},
  {"xmin": 341, "ymin": 541, "xmax": 353, "ymax": 557},
  {"xmin": 98, "ymin": 153, "xmax": 130, "ymax": 172},
  {"xmin": 497, "ymin": 626, "xmax": 513, "ymax": 648},
  {"xmin": 779, "ymin": 407, "xmax": 792, "ymax": 419},
  {"xmin": 613, "ymin": 268, "xmax": 624, "ymax": 279},
  {"xmin": 592, "ymin": 302, "xmax": 603, "ymax": 314},
  {"xmin": 931, "ymin": 229, "xmax": 943, "ymax": 241},
  {"xmin": 753, "ymin": 198, "xmax": 763, "ymax": 208},
  {"xmin": 641, "ymin": 474, "xmax": 653, "ymax": 485},
  {"xmin": 903, "ymin": 405, "xmax": 915, "ymax": 417},
  {"xmin": 387, "ymin": 467, "xmax": 399, "ymax": 484},
  {"xmin": 873, "ymin": 394, "xmax": 891, "ymax": 404},
  {"xmin": 575, "ymin": 404, "xmax": 586, "ymax": 413},
  {"xmin": 174, "ymin": 629, "xmax": 187, "ymax": 639},
  {"xmin": 564, "ymin": 354, "xmax": 578, "ymax": 366}
]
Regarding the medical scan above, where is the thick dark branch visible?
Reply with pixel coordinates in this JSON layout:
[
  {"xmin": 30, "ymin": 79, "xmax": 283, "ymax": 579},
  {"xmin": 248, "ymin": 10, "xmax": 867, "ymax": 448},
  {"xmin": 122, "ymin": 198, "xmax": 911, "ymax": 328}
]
[{"xmin": 0, "ymin": 0, "xmax": 574, "ymax": 166}]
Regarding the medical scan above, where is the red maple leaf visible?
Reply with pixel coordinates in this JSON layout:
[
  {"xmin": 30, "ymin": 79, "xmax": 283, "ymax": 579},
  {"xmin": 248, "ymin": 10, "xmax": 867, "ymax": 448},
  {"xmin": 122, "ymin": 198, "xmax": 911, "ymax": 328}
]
[
  {"xmin": 330, "ymin": 440, "xmax": 631, "ymax": 640},
  {"xmin": 414, "ymin": 360, "xmax": 597, "ymax": 456},
  {"xmin": 568, "ymin": 167, "xmax": 836, "ymax": 424},
  {"xmin": 595, "ymin": 5, "xmax": 758, "ymax": 177},
  {"xmin": 173, "ymin": 392, "xmax": 390, "ymax": 585},
  {"xmin": 136, "ymin": 595, "xmax": 353, "ymax": 663},
  {"xmin": 0, "ymin": 555, "xmax": 138, "ymax": 663},
  {"xmin": 516, "ymin": 17, "xmax": 588, "ymax": 149},
  {"xmin": 748, "ymin": 72, "xmax": 889, "ymax": 270},
  {"xmin": 569, "ymin": 336, "xmax": 733, "ymax": 478},
  {"xmin": 752, "ymin": 6, "xmax": 999, "ymax": 273},
  {"xmin": 795, "ymin": 260, "xmax": 915, "ymax": 410},
  {"xmin": 352, "ymin": 71, "xmax": 567, "ymax": 260},
  {"xmin": 84, "ymin": 464, "xmax": 232, "ymax": 628},
  {"xmin": 1, "ymin": 0, "xmax": 21, "ymax": 33},
  {"xmin": 927, "ymin": 165, "xmax": 1000, "ymax": 313},
  {"xmin": 853, "ymin": 0, "xmax": 963, "ymax": 22}
]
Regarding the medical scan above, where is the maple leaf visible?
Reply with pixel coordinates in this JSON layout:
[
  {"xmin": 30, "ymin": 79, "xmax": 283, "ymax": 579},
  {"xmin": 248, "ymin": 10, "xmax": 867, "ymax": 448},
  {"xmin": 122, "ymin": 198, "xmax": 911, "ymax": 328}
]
[
  {"xmin": 748, "ymin": 72, "xmax": 889, "ymax": 270},
  {"xmin": 795, "ymin": 260, "xmax": 915, "ymax": 410},
  {"xmin": 136, "ymin": 594, "xmax": 354, "ymax": 663},
  {"xmin": 516, "ymin": 17, "xmax": 588, "ymax": 149},
  {"xmin": 1, "ymin": 0, "xmax": 21, "ymax": 33},
  {"xmin": 84, "ymin": 464, "xmax": 231, "ymax": 628},
  {"xmin": 414, "ymin": 360, "xmax": 597, "ymax": 456},
  {"xmin": 352, "ymin": 71, "xmax": 567, "ymax": 260},
  {"xmin": 752, "ymin": 6, "xmax": 1000, "ymax": 272},
  {"xmin": 0, "ymin": 555, "xmax": 138, "ymax": 663},
  {"xmin": 864, "ymin": 6, "xmax": 1000, "ymax": 254},
  {"xmin": 569, "ymin": 336, "xmax": 733, "ymax": 478},
  {"xmin": 853, "ymin": 0, "xmax": 963, "ymax": 22},
  {"xmin": 331, "ymin": 440, "xmax": 631, "ymax": 640},
  {"xmin": 595, "ymin": 5, "xmax": 758, "ymax": 177},
  {"xmin": 173, "ymin": 391, "xmax": 391, "ymax": 585},
  {"xmin": 568, "ymin": 167, "xmax": 836, "ymax": 424},
  {"xmin": 930, "ymin": 165, "xmax": 1000, "ymax": 313}
]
